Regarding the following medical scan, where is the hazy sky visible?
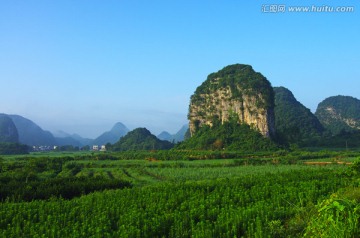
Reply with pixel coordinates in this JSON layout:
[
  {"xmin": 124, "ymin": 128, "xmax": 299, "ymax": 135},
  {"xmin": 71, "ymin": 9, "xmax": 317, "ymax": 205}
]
[{"xmin": 1, "ymin": 1, "xmax": 359, "ymax": 138}]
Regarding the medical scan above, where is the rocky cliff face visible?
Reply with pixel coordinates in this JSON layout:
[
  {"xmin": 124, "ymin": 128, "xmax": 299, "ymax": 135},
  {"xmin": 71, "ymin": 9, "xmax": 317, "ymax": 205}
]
[{"xmin": 188, "ymin": 64, "xmax": 275, "ymax": 137}]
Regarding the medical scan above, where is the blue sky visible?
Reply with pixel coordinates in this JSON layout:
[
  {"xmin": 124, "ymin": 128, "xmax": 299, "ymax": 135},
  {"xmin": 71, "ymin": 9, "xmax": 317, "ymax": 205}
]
[{"xmin": 0, "ymin": 1, "xmax": 359, "ymax": 138}]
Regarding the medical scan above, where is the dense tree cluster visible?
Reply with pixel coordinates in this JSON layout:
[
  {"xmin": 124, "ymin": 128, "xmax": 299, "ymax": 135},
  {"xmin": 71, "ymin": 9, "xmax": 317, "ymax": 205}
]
[
  {"xmin": 0, "ymin": 176, "xmax": 131, "ymax": 201},
  {"xmin": 0, "ymin": 142, "xmax": 28, "ymax": 155}
]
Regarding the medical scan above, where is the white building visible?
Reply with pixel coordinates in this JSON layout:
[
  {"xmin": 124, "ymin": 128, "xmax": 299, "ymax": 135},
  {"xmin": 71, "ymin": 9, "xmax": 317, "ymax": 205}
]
[{"xmin": 100, "ymin": 145, "xmax": 106, "ymax": 151}]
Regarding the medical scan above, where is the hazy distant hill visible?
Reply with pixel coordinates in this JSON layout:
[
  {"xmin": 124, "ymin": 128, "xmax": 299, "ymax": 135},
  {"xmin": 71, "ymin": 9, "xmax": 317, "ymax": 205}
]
[
  {"xmin": 157, "ymin": 131, "xmax": 172, "ymax": 141},
  {"xmin": 70, "ymin": 134, "xmax": 94, "ymax": 146},
  {"xmin": 113, "ymin": 128, "xmax": 173, "ymax": 151},
  {"xmin": 173, "ymin": 124, "xmax": 188, "ymax": 142},
  {"xmin": 8, "ymin": 115, "xmax": 56, "ymax": 146},
  {"xmin": 157, "ymin": 124, "xmax": 188, "ymax": 143},
  {"xmin": 55, "ymin": 136, "xmax": 83, "ymax": 147},
  {"xmin": 93, "ymin": 122, "xmax": 129, "ymax": 145},
  {"xmin": 0, "ymin": 114, "xmax": 28, "ymax": 154},
  {"xmin": 0, "ymin": 114, "xmax": 19, "ymax": 143},
  {"xmin": 315, "ymin": 95, "xmax": 360, "ymax": 135},
  {"xmin": 52, "ymin": 130, "xmax": 71, "ymax": 138},
  {"xmin": 53, "ymin": 130, "xmax": 94, "ymax": 147},
  {"xmin": 273, "ymin": 87, "xmax": 324, "ymax": 144}
]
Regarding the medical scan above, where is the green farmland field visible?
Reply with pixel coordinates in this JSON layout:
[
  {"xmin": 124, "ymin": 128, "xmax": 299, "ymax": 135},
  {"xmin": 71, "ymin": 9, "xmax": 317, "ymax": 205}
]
[{"xmin": 0, "ymin": 150, "xmax": 359, "ymax": 237}]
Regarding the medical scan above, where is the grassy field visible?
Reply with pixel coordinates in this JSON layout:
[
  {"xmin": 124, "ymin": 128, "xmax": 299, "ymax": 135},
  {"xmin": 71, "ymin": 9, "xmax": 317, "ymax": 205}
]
[{"xmin": 0, "ymin": 150, "xmax": 359, "ymax": 237}]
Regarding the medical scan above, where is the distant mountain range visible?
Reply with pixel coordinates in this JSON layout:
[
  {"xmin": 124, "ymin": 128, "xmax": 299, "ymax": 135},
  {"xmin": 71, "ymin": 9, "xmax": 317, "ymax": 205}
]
[
  {"xmin": 53, "ymin": 122, "xmax": 130, "ymax": 147},
  {"xmin": 53, "ymin": 122, "xmax": 129, "ymax": 147},
  {"xmin": 92, "ymin": 122, "xmax": 129, "ymax": 146},
  {"xmin": 0, "ymin": 113, "xmax": 185, "ymax": 149},
  {"xmin": 0, "ymin": 114, "xmax": 132, "ymax": 147},
  {"xmin": 53, "ymin": 130, "xmax": 94, "ymax": 146},
  {"xmin": 157, "ymin": 124, "xmax": 188, "ymax": 143}
]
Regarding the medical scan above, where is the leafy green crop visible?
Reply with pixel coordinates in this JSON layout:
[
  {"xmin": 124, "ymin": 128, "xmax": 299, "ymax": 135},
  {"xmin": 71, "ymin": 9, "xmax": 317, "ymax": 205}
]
[{"xmin": 0, "ymin": 151, "xmax": 359, "ymax": 237}]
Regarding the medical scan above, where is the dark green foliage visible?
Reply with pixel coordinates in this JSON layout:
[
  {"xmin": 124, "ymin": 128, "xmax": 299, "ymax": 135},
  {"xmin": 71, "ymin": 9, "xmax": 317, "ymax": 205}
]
[
  {"xmin": 273, "ymin": 87, "xmax": 324, "ymax": 145},
  {"xmin": 307, "ymin": 130, "xmax": 360, "ymax": 148},
  {"xmin": 0, "ymin": 176, "xmax": 131, "ymax": 201},
  {"xmin": 178, "ymin": 119, "xmax": 277, "ymax": 151},
  {"xmin": 0, "ymin": 114, "xmax": 18, "ymax": 143},
  {"xmin": 54, "ymin": 145, "xmax": 80, "ymax": 151},
  {"xmin": 112, "ymin": 128, "xmax": 174, "ymax": 151},
  {"xmin": 55, "ymin": 149, "xmax": 356, "ymax": 163},
  {"xmin": 0, "ymin": 142, "xmax": 28, "ymax": 155},
  {"xmin": 0, "ymin": 151, "xmax": 359, "ymax": 237},
  {"xmin": 315, "ymin": 95, "xmax": 360, "ymax": 135},
  {"xmin": 0, "ymin": 165, "xmax": 351, "ymax": 237},
  {"xmin": 0, "ymin": 156, "xmax": 131, "ymax": 201}
]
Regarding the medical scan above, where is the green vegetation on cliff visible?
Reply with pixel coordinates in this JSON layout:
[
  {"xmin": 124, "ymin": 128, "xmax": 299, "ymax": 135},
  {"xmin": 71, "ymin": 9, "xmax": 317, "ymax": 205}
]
[
  {"xmin": 178, "ymin": 118, "xmax": 277, "ymax": 151},
  {"xmin": 192, "ymin": 64, "xmax": 274, "ymax": 109},
  {"xmin": 188, "ymin": 64, "xmax": 275, "ymax": 144},
  {"xmin": 274, "ymin": 87, "xmax": 324, "ymax": 145},
  {"xmin": 112, "ymin": 128, "xmax": 173, "ymax": 151},
  {"xmin": 315, "ymin": 95, "xmax": 360, "ymax": 135},
  {"xmin": 307, "ymin": 130, "xmax": 360, "ymax": 149}
]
